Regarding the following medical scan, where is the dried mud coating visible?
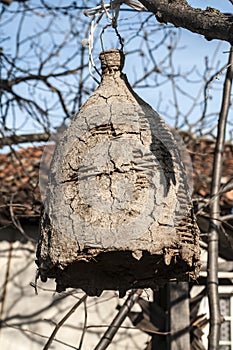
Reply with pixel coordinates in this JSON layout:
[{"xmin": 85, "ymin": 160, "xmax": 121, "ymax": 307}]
[{"xmin": 37, "ymin": 50, "xmax": 200, "ymax": 295}]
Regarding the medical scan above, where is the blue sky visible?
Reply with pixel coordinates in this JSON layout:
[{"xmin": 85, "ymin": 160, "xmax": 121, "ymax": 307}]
[{"xmin": 1, "ymin": 0, "xmax": 233, "ymax": 141}]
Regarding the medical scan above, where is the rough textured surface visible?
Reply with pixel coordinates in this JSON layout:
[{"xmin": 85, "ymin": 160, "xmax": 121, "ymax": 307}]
[
  {"xmin": 37, "ymin": 50, "xmax": 200, "ymax": 295},
  {"xmin": 140, "ymin": 0, "xmax": 233, "ymax": 44}
]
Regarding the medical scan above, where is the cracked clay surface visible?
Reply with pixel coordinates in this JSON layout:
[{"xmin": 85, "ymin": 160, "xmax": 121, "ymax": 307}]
[{"xmin": 37, "ymin": 50, "xmax": 200, "ymax": 294}]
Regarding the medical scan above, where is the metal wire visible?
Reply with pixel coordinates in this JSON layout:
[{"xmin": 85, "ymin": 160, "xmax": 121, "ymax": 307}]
[{"xmin": 83, "ymin": 0, "xmax": 147, "ymax": 82}]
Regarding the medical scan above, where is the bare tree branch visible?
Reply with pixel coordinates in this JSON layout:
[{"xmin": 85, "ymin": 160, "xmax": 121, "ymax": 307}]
[
  {"xmin": 0, "ymin": 0, "xmax": 27, "ymax": 4},
  {"xmin": 94, "ymin": 290, "xmax": 142, "ymax": 350},
  {"xmin": 139, "ymin": 0, "xmax": 233, "ymax": 43},
  {"xmin": 207, "ymin": 46, "xmax": 233, "ymax": 350},
  {"xmin": 42, "ymin": 294, "xmax": 88, "ymax": 350},
  {"xmin": 78, "ymin": 297, "xmax": 88, "ymax": 350},
  {"xmin": 0, "ymin": 242, "xmax": 13, "ymax": 331},
  {"xmin": 0, "ymin": 132, "xmax": 50, "ymax": 147},
  {"xmin": 1, "ymin": 321, "xmax": 78, "ymax": 349}
]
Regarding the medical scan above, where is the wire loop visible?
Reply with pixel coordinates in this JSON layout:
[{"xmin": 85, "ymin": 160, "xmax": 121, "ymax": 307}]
[{"xmin": 83, "ymin": 1, "xmax": 146, "ymax": 82}]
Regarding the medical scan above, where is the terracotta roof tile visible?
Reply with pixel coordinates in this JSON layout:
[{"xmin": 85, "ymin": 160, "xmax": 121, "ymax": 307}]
[
  {"xmin": 185, "ymin": 137, "xmax": 233, "ymax": 212},
  {"xmin": 0, "ymin": 146, "xmax": 45, "ymax": 226},
  {"xmin": 0, "ymin": 135, "xmax": 232, "ymax": 227}
]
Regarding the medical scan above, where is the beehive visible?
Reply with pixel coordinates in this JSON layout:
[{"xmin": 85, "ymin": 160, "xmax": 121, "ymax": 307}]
[{"xmin": 36, "ymin": 50, "xmax": 200, "ymax": 296}]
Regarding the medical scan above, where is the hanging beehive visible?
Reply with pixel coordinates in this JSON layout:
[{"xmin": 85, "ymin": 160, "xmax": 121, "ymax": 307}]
[{"xmin": 36, "ymin": 50, "xmax": 200, "ymax": 296}]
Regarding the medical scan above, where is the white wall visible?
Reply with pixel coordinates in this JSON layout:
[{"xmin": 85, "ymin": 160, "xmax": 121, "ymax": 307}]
[{"xmin": 0, "ymin": 240, "xmax": 150, "ymax": 350}]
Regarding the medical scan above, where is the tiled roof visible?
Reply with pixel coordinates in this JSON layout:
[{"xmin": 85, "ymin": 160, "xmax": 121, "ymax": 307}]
[
  {"xmin": 0, "ymin": 146, "xmax": 43, "ymax": 226},
  {"xmin": 185, "ymin": 136, "xmax": 233, "ymax": 213},
  {"xmin": 0, "ymin": 135, "xmax": 233, "ymax": 227}
]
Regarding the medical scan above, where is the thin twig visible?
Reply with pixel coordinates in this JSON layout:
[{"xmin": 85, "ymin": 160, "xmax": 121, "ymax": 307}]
[
  {"xmin": 93, "ymin": 289, "xmax": 142, "ymax": 350},
  {"xmin": 1, "ymin": 321, "xmax": 78, "ymax": 349},
  {"xmin": 77, "ymin": 297, "xmax": 88, "ymax": 350},
  {"xmin": 42, "ymin": 294, "xmax": 87, "ymax": 350},
  {"xmin": 0, "ymin": 242, "xmax": 13, "ymax": 331},
  {"xmin": 207, "ymin": 46, "xmax": 233, "ymax": 350},
  {"xmin": 197, "ymin": 179, "xmax": 233, "ymax": 216}
]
